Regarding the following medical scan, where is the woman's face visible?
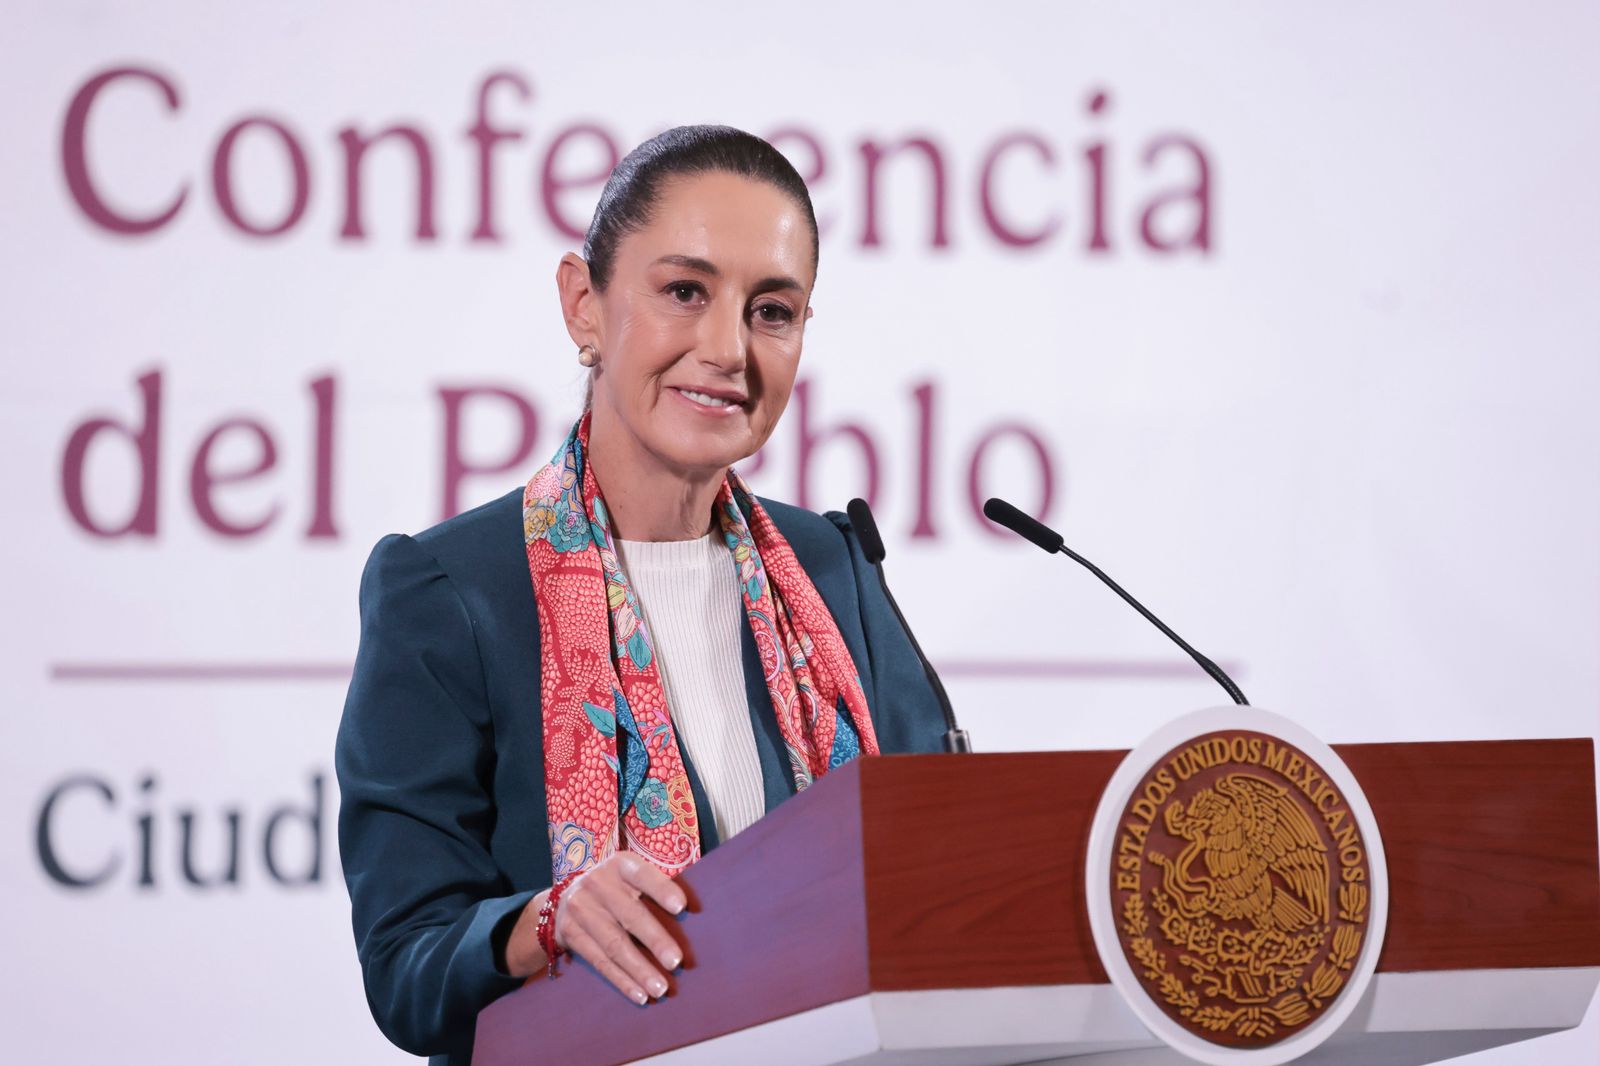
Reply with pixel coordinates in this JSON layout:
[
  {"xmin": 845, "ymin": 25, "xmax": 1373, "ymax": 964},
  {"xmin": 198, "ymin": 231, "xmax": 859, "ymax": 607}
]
[{"xmin": 574, "ymin": 171, "xmax": 816, "ymax": 481}]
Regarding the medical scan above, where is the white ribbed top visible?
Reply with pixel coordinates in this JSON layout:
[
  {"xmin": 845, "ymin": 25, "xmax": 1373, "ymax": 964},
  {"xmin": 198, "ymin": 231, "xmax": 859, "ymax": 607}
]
[{"xmin": 613, "ymin": 532, "xmax": 765, "ymax": 843}]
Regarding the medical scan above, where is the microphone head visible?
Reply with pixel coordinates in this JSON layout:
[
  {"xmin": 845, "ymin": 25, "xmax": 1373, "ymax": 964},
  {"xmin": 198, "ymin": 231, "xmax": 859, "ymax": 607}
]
[
  {"xmin": 846, "ymin": 497, "xmax": 887, "ymax": 565},
  {"xmin": 982, "ymin": 497, "xmax": 1064, "ymax": 554}
]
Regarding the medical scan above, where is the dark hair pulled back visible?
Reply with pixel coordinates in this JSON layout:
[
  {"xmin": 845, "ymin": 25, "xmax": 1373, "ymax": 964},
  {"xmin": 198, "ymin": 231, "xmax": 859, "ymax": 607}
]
[{"xmin": 582, "ymin": 125, "xmax": 819, "ymax": 290}]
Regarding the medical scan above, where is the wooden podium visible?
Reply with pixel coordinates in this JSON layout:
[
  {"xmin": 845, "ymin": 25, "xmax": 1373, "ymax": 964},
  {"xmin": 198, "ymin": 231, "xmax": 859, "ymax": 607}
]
[{"xmin": 475, "ymin": 741, "xmax": 1600, "ymax": 1065}]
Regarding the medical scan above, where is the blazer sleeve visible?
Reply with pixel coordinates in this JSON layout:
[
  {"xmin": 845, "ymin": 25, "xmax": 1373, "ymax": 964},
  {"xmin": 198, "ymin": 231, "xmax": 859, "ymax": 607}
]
[
  {"xmin": 822, "ymin": 512, "xmax": 949, "ymax": 754},
  {"xmin": 335, "ymin": 533, "xmax": 537, "ymax": 1058}
]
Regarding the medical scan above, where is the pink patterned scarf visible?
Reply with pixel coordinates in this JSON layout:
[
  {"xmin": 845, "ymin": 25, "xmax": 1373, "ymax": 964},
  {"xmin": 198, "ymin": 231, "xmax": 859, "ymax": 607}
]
[{"xmin": 524, "ymin": 415, "xmax": 879, "ymax": 879}]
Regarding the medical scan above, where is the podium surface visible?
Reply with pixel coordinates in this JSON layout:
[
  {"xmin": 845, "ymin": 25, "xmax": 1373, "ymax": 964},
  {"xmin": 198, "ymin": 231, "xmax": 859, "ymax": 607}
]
[{"xmin": 475, "ymin": 741, "xmax": 1600, "ymax": 1065}]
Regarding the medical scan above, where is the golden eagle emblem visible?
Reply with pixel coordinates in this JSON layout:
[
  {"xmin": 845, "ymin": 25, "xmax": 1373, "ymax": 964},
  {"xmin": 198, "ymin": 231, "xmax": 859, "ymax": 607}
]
[
  {"xmin": 1111, "ymin": 732, "xmax": 1374, "ymax": 1045},
  {"xmin": 1155, "ymin": 773, "xmax": 1329, "ymax": 934}
]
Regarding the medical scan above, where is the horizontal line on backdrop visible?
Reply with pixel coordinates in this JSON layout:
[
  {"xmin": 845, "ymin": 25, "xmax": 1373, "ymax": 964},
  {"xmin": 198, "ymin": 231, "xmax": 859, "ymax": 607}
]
[
  {"xmin": 51, "ymin": 662, "xmax": 355, "ymax": 682},
  {"xmin": 938, "ymin": 659, "xmax": 1243, "ymax": 680},
  {"xmin": 49, "ymin": 659, "xmax": 1241, "ymax": 683}
]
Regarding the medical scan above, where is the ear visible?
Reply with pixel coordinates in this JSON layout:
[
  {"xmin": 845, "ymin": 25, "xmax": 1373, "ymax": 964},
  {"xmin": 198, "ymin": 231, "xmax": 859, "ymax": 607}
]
[{"xmin": 555, "ymin": 252, "xmax": 603, "ymax": 349}]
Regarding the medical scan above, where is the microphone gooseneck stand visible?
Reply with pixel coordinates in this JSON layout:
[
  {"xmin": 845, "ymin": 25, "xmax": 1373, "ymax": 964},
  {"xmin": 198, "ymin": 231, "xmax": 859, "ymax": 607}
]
[
  {"xmin": 981, "ymin": 497, "xmax": 1249, "ymax": 707},
  {"xmin": 846, "ymin": 498, "xmax": 972, "ymax": 753}
]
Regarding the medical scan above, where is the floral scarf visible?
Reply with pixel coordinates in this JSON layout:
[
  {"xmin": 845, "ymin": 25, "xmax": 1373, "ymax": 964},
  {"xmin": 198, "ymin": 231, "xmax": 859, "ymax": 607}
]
[{"xmin": 524, "ymin": 415, "xmax": 880, "ymax": 879}]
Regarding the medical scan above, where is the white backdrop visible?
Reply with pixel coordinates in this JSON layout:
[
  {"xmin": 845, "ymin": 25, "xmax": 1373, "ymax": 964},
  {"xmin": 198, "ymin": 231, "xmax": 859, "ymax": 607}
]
[{"xmin": 4, "ymin": 2, "xmax": 1598, "ymax": 1063}]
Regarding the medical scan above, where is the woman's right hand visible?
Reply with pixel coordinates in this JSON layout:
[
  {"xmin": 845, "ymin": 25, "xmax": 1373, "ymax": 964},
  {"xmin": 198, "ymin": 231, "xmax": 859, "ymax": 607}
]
[{"xmin": 507, "ymin": 853, "xmax": 688, "ymax": 1004}]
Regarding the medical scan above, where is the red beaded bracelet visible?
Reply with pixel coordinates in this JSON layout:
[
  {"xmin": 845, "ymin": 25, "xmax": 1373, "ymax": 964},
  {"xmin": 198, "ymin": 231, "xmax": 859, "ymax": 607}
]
[{"xmin": 536, "ymin": 874, "xmax": 578, "ymax": 979}]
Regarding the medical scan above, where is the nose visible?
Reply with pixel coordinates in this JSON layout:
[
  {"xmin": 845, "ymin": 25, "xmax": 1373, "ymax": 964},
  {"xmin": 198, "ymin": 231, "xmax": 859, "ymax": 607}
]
[{"xmin": 698, "ymin": 300, "xmax": 748, "ymax": 376}]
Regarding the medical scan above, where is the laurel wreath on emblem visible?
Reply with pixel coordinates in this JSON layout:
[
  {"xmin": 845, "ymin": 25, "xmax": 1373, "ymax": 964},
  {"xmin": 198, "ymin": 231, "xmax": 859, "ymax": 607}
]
[
  {"xmin": 1120, "ymin": 773, "xmax": 1370, "ymax": 1041},
  {"xmin": 1306, "ymin": 882, "xmax": 1368, "ymax": 1009}
]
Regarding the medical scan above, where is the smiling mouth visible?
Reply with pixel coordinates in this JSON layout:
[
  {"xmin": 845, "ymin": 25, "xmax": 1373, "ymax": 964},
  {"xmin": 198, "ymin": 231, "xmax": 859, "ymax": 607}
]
[{"xmin": 673, "ymin": 387, "xmax": 746, "ymax": 409}]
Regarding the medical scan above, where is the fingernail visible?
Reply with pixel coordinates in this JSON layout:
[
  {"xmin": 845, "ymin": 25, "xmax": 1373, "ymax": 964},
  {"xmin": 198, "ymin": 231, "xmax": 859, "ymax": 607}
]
[
  {"xmin": 633, "ymin": 990, "xmax": 648, "ymax": 1006},
  {"xmin": 671, "ymin": 900, "xmax": 685, "ymax": 915},
  {"xmin": 667, "ymin": 953, "xmax": 682, "ymax": 970},
  {"xmin": 649, "ymin": 977, "xmax": 667, "ymax": 997}
]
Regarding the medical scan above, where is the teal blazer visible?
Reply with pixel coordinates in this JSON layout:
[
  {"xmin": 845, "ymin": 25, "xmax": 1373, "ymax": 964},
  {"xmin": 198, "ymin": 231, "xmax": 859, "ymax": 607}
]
[{"xmin": 335, "ymin": 487, "xmax": 945, "ymax": 1064}]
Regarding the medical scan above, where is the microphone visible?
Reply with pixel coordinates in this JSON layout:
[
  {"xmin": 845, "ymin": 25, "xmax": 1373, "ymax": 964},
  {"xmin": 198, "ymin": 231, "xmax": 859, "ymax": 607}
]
[
  {"xmin": 982, "ymin": 498, "xmax": 1249, "ymax": 707},
  {"xmin": 846, "ymin": 498, "xmax": 971, "ymax": 753}
]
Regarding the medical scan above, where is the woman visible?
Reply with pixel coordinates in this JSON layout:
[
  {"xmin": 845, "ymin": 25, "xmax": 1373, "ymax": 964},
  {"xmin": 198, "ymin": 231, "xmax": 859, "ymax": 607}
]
[{"xmin": 336, "ymin": 126, "xmax": 945, "ymax": 1064}]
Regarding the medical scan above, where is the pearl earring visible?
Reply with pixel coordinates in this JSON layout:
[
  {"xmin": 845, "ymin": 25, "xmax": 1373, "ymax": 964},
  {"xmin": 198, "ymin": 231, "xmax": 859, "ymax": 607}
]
[{"xmin": 577, "ymin": 344, "xmax": 598, "ymax": 367}]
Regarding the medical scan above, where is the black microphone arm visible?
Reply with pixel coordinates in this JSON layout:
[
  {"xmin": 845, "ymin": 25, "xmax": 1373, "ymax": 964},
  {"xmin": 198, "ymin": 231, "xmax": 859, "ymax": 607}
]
[
  {"xmin": 845, "ymin": 498, "xmax": 972, "ymax": 753},
  {"xmin": 981, "ymin": 497, "xmax": 1249, "ymax": 707}
]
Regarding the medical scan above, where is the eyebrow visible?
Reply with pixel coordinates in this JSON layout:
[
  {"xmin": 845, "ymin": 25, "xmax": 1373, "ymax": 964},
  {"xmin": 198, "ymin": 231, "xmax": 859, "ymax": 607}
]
[{"xmin": 652, "ymin": 254, "xmax": 805, "ymax": 293}]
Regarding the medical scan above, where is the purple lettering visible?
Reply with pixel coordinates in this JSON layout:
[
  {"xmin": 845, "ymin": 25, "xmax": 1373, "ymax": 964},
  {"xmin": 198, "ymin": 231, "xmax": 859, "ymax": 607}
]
[
  {"xmin": 1085, "ymin": 89, "xmax": 1111, "ymax": 253},
  {"xmin": 1140, "ymin": 135, "xmax": 1212, "ymax": 253},
  {"xmin": 61, "ymin": 66, "xmax": 186, "ymax": 235},
  {"xmin": 213, "ymin": 117, "xmax": 310, "ymax": 237},
  {"xmin": 967, "ymin": 423, "xmax": 1056, "ymax": 536},
  {"xmin": 979, "ymin": 133, "xmax": 1060, "ymax": 247},
  {"xmin": 305, "ymin": 375, "xmax": 338, "ymax": 539},
  {"xmin": 859, "ymin": 136, "xmax": 949, "ymax": 249},
  {"xmin": 909, "ymin": 381, "xmax": 938, "ymax": 539},
  {"xmin": 540, "ymin": 124, "xmax": 620, "ymax": 241},
  {"xmin": 338, "ymin": 124, "xmax": 437, "ymax": 241},
  {"xmin": 190, "ymin": 418, "xmax": 280, "ymax": 536},
  {"xmin": 792, "ymin": 380, "xmax": 880, "ymax": 511},
  {"xmin": 438, "ymin": 385, "xmax": 539, "ymax": 519},
  {"xmin": 466, "ymin": 71, "xmax": 532, "ymax": 243},
  {"xmin": 61, "ymin": 369, "xmax": 162, "ymax": 537}
]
